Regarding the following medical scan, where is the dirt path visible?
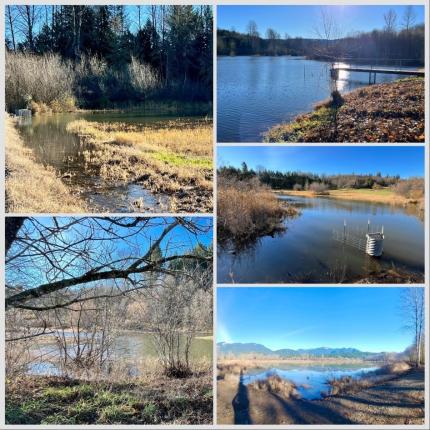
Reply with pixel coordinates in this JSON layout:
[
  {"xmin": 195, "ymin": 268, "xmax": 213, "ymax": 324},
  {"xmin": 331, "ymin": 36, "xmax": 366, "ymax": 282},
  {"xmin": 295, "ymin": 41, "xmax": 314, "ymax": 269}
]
[{"xmin": 217, "ymin": 369, "xmax": 424, "ymax": 425}]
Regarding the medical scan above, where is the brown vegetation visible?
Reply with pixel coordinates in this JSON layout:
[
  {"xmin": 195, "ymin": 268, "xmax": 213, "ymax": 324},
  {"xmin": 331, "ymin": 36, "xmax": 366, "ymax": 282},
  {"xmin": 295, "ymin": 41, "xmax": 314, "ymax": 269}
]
[
  {"xmin": 217, "ymin": 363, "xmax": 424, "ymax": 425},
  {"xmin": 265, "ymin": 78, "xmax": 424, "ymax": 143},
  {"xmin": 5, "ymin": 116, "xmax": 86, "ymax": 213},
  {"xmin": 66, "ymin": 119, "xmax": 213, "ymax": 212},
  {"xmin": 249, "ymin": 375, "xmax": 299, "ymax": 398},
  {"xmin": 328, "ymin": 362, "xmax": 411, "ymax": 396},
  {"xmin": 6, "ymin": 370, "xmax": 212, "ymax": 425},
  {"xmin": 217, "ymin": 175, "xmax": 298, "ymax": 244}
]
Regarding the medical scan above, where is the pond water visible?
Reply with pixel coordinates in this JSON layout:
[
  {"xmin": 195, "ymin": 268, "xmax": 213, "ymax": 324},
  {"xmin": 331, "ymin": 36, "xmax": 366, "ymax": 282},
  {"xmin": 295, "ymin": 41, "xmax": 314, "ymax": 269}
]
[
  {"xmin": 29, "ymin": 331, "xmax": 213, "ymax": 376},
  {"xmin": 217, "ymin": 195, "xmax": 424, "ymax": 283},
  {"xmin": 217, "ymin": 56, "xmax": 417, "ymax": 142},
  {"xmin": 16, "ymin": 107, "xmax": 208, "ymax": 212},
  {"xmin": 242, "ymin": 363, "xmax": 379, "ymax": 400}
]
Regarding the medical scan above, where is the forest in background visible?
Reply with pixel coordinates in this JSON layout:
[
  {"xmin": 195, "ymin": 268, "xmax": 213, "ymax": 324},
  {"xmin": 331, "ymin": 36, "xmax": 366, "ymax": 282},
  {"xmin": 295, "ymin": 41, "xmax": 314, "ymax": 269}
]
[
  {"xmin": 219, "ymin": 163, "xmax": 424, "ymax": 195},
  {"xmin": 5, "ymin": 5, "xmax": 213, "ymax": 111},
  {"xmin": 217, "ymin": 7, "xmax": 424, "ymax": 65}
]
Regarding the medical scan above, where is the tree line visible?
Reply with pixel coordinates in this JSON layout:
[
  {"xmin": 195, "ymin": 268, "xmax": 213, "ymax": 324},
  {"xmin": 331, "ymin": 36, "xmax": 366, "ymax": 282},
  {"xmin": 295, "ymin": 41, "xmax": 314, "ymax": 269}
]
[
  {"xmin": 5, "ymin": 5, "xmax": 213, "ymax": 108},
  {"xmin": 217, "ymin": 7, "xmax": 424, "ymax": 66},
  {"xmin": 219, "ymin": 163, "xmax": 403, "ymax": 190}
]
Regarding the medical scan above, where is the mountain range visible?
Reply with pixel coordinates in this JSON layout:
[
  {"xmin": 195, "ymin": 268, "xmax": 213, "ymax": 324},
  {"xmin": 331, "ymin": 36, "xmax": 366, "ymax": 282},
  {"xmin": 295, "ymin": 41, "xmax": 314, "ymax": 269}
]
[{"xmin": 217, "ymin": 342, "xmax": 394, "ymax": 360}]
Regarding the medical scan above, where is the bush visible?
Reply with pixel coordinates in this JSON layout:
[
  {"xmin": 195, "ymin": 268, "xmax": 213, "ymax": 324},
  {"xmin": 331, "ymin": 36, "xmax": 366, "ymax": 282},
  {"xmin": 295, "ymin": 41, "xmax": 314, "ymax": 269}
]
[
  {"xmin": 218, "ymin": 175, "xmax": 294, "ymax": 243},
  {"xmin": 128, "ymin": 56, "xmax": 160, "ymax": 96},
  {"xmin": 309, "ymin": 181, "xmax": 329, "ymax": 195},
  {"xmin": 394, "ymin": 178, "xmax": 424, "ymax": 199},
  {"xmin": 249, "ymin": 375, "xmax": 299, "ymax": 398},
  {"xmin": 293, "ymin": 183, "xmax": 303, "ymax": 191},
  {"xmin": 5, "ymin": 51, "xmax": 75, "ymax": 112}
]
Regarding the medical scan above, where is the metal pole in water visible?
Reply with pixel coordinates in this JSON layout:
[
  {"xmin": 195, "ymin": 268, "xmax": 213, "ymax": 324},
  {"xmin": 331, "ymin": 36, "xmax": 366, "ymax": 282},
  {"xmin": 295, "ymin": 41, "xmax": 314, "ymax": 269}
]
[
  {"xmin": 367, "ymin": 219, "xmax": 370, "ymax": 233},
  {"xmin": 343, "ymin": 220, "xmax": 346, "ymax": 241}
]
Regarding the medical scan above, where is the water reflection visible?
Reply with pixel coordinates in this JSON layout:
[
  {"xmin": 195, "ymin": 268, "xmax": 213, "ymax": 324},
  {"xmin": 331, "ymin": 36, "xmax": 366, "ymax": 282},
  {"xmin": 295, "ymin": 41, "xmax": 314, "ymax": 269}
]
[
  {"xmin": 218, "ymin": 195, "xmax": 424, "ymax": 283},
  {"xmin": 217, "ymin": 56, "xmax": 417, "ymax": 142}
]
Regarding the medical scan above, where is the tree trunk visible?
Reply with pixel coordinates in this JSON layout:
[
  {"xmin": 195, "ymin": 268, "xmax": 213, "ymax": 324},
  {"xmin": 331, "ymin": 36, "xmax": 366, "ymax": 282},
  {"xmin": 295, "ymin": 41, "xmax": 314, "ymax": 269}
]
[{"xmin": 5, "ymin": 217, "xmax": 26, "ymax": 255}]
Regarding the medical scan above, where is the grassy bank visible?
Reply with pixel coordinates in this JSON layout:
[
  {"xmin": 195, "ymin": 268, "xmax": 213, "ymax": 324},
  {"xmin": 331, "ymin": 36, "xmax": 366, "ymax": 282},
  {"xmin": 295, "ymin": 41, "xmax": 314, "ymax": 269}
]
[
  {"xmin": 277, "ymin": 188, "xmax": 421, "ymax": 206},
  {"xmin": 66, "ymin": 119, "xmax": 213, "ymax": 212},
  {"xmin": 265, "ymin": 78, "xmax": 424, "ymax": 143},
  {"xmin": 5, "ymin": 116, "xmax": 86, "ymax": 213},
  {"xmin": 217, "ymin": 176, "xmax": 298, "ymax": 245},
  {"xmin": 6, "ymin": 372, "xmax": 212, "ymax": 425}
]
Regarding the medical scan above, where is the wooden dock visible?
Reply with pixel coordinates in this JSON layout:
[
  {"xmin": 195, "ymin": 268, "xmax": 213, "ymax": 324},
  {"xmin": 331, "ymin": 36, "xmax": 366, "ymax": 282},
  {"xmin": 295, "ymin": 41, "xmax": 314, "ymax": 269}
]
[
  {"xmin": 330, "ymin": 66, "xmax": 424, "ymax": 84},
  {"xmin": 332, "ymin": 66, "xmax": 424, "ymax": 76}
]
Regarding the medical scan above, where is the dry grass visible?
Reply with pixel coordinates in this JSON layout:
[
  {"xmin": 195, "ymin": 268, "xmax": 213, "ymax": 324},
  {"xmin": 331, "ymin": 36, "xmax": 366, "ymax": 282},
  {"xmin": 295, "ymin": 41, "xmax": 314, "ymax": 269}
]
[
  {"xmin": 249, "ymin": 375, "xmax": 299, "ymax": 399},
  {"xmin": 277, "ymin": 188, "xmax": 420, "ymax": 206},
  {"xmin": 217, "ymin": 176, "xmax": 297, "ymax": 243},
  {"xmin": 66, "ymin": 119, "xmax": 213, "ymax": 212},
  {"xmin": 5, "ymin": 116, "xmax": 86, "ymax": 213},
  {"xmin": 6, "ymin": 52, "xmax": 76, "ymax": 113},
  {"xmin": 328, "ymin": 361, "xmax": 412, "ymax": 396}
]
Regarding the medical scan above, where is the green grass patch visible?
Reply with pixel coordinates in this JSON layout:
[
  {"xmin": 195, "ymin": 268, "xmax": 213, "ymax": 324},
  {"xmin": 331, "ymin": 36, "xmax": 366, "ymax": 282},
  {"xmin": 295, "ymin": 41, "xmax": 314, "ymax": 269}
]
[
  {"xmin": 150, "ymin": 150, "xmax": 212, "ymax": 169},
  {"xmin": 264, "ymin": 106, "xmax": 335, "ymax": 142}
]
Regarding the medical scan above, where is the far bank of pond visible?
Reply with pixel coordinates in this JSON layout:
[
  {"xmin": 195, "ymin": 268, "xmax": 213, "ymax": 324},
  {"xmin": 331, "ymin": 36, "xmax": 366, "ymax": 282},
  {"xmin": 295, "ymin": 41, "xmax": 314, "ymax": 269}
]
[
  {"xmin": 217, "ymin": 194, "xmax": 424, "ymax": 283},
  {"xmin": 8, "ymin": 103, "xmax": 212, "ymax": 213},
  {"xmin": 217, "ymin": 56, "xmax": 422, "ymax": 142},
  {"xmin": 29, "ymin": 330, "xmax": 213, "ymax": 377}
]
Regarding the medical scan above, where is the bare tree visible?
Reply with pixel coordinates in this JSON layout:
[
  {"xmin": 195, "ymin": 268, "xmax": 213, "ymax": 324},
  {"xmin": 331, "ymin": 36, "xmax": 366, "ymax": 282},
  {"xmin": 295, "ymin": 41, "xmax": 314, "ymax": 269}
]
[
  {"xmin": 5, "ymin": 217, "xmax": 212, "ymax": 313},
  {"xmin": 402, "ymin": 6, "xmax": 416, "ymax": 31},
  {"xmin": 5, "ymin": 5, "xmax": 17, "ymax": 52},
  {"xmin": 246, "ymin": 20, "xmax": 259, "ymax": 53},
  {"xmin": 384, "ymin": 9, "xmax": 397, "ymax": 33},
  {"xmin": 15, "ymin": 5, "xmax": 41, "ymax": 51},
  {"xmin": 147, "ymin": 266, "xmax": 212, "ymax": 377},
  {"xmin": 402, "ymin": 288, "xmax": 425, "ymax": 367}
]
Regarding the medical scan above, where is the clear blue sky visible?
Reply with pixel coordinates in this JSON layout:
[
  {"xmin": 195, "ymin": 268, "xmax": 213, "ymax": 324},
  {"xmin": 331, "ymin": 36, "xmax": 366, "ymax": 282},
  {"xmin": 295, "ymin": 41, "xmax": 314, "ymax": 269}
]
[
  {"xmin": 218, "ymin": 5, "xmax": 425, "ymax": 38},
  {"xmin": 218, "ymin": 146, "xmax": 424, "ymax": 178},
  {"xmin": 217, "ymin": 287, "xmax": 413, "ymax": 353}
]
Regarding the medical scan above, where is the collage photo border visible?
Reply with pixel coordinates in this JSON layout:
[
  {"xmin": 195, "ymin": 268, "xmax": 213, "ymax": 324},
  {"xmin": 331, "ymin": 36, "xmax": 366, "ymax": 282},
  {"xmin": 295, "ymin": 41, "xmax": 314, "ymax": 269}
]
[{"xmin": 0, "ymin": 0, "xmax": 429, "ymax": 428}]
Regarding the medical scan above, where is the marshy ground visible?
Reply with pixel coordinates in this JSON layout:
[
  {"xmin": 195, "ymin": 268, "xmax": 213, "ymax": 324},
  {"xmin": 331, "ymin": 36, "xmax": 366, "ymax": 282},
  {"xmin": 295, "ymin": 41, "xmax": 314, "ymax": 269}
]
[
  {"xmin": 5, "ymin": 115, "xmax": 213, "ymax": 213},
  {"xmin": 217, "ymin": 364, "xmax": 424, "ymax": 425},
  {"xmin": 265, "ymin": 78, "xmax": 424, "ymax": 143},
  {"xmin": 5, "ymin": 116, "xmax": 87, "ymax": 213}
]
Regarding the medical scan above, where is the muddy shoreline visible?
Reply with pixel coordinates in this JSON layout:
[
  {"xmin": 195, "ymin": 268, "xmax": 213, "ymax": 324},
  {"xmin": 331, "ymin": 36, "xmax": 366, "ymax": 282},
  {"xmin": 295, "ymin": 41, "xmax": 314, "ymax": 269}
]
[{"xmin": 217, "ymin": 367, "xmax": 424, "ymax": 424}]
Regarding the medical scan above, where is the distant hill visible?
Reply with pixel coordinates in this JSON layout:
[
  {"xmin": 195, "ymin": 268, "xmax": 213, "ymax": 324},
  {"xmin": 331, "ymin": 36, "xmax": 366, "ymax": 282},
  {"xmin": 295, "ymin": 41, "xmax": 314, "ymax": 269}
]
[{"xmin": 217, "ymin": 342, "xmax": 388, "ymax": 360}]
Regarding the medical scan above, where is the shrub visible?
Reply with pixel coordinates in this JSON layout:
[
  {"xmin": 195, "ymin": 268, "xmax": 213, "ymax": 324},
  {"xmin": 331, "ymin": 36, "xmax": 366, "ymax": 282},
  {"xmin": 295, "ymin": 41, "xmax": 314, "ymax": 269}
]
[
  {"xmin": 128, "ymin": 56, "xmax": 160, "ymax": 96},
  {"xmin": 293, "ymin": 183, "xmax": 303, "ymax": 191},
  {"xmin": 309, "ymin": 181, "xmax": 329, "ymax": 195},
  {"xmin": 217, "ymin": 175, "xmax": 292, "ymax": 243},
  {"xmin": 394, "ymin": 178, "xmax": 424, "ymax": 199},
  {"xmin": 5, "ymin": 51, "xmax": 75, "ymax": 112},
  {"xmin": 249, "ymin": 375, "xmax": 299, "ymax": 398}
]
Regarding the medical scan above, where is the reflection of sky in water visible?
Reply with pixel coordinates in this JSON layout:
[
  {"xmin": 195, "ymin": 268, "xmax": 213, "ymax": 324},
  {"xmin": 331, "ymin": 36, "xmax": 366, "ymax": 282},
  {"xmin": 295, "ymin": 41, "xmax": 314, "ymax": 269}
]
[
  {"xmin": 243, "ymin": 366, "xmax": 379, "ymax": 400},
  {"xmin": 217, "ymin": 56, "xmax": 419, "ymax": 142},
  {"xmin": 218, "ymin": 195, "xmax": 424, "ymax": 283}
]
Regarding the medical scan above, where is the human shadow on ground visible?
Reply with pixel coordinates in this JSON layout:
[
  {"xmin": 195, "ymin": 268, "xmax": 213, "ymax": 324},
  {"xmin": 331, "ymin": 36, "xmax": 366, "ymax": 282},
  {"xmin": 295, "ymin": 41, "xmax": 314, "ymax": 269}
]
[{"xmin": 232, "ymin": 371, "xmax": 252, "ymax": 424}]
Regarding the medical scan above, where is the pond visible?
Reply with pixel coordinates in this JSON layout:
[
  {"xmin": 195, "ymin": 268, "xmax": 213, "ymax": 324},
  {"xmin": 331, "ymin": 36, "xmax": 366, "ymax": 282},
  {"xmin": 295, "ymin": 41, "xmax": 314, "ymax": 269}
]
[
  {"xmin": 16, "ymin": 106, "xmax": 209, "ymax": 212},
  {"xmin": 217, "ymin": 56, "xmax": 418, "ymax": 142},
  {"xmin": 29, "ymin": 331, "xmax": 213, "ymax": 376},
  {"xmin": 217, "ymin": 195, "xmax": 424, "ymax": 283},
  {"xmin": 242, "ymin": 363, "xmax": 379, "ymax": 400}
]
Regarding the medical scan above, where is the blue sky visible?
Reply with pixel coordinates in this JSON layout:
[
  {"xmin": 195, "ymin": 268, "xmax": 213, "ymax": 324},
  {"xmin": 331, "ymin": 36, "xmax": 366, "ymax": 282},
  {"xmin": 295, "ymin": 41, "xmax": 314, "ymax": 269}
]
[
  {"xmin": 218, "ymin": 146, "xmax": 424, "ymax": 178},
  {"xmin": 6, "ymin": 217, "xmax": 213, "ymax": 290},
  {"xmin": 218, "ymin": 5, "xmax": 425, "ymax": 38},
  {"xmin": 217, "ymin": 287, "xmax": 414, "ymax": 353}
]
